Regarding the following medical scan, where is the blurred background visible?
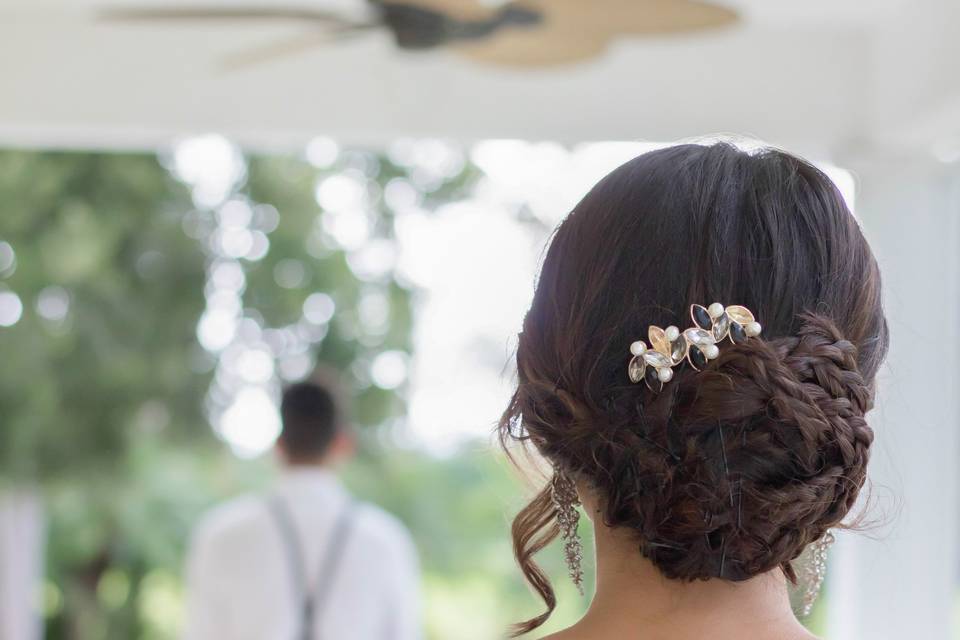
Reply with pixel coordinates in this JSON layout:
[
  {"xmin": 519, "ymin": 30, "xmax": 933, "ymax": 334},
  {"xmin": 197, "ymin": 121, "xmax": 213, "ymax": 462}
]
[{"xmin": 0, "ymin": 1, "xmax": 958, "ymax": 639}]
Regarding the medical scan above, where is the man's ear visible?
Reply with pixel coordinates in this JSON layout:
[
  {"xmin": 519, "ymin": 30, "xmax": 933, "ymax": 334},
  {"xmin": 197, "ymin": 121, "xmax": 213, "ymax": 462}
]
[
  {"xmin": 273, "ymin": 436, "xmax": 290, "ymax": 463},
  {"xmin": 324, "ymin": 430, "xmax": 356, "ymax": 465}
]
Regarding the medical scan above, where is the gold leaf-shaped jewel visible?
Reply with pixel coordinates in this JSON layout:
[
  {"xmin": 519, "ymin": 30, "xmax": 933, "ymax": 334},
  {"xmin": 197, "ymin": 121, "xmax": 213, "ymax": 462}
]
[
  {"xmin": 648, "ymin": 326, "xmax": 671, "ymax": 357},
  {"xmin": 628, "ymin": 356, "xmax": 645, "ymax": 383},
  {"xmin": 642, "ymin": 350, "xmax": 672, "ymax": 368},
  {"xmin": 725, "ymin": 305, "xmax": 755, "ymax": 326}
]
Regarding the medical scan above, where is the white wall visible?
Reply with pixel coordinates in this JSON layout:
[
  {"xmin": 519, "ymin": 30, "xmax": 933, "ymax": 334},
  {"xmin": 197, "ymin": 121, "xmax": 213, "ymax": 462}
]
[{"xmin": 829, "ymin": 149, "xmax": 960, "ymax": 640}]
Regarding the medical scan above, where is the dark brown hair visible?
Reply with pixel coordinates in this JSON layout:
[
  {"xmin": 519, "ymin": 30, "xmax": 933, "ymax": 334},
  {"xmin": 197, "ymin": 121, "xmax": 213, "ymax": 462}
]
[
  {"xmin": 500, "ymin": 143, "xmax": 888, "ymax": 635},
  {"xmin": 279, "ymin": 376, "xmax": 344, "ymax": 462}
]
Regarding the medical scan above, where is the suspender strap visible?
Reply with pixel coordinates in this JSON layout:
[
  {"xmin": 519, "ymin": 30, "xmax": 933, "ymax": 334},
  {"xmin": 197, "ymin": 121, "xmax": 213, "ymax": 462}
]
[
  {"xmin": 310, "ymin": 503, "xmax": 355, "ymax": 616},
  {"xmin": 267, "ymin": 496, "xmax": 356, "ymax": 640}
]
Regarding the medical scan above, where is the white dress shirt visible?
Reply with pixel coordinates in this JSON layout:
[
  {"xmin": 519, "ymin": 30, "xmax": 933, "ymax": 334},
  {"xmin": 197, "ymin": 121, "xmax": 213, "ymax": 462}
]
[{"xmin": 182, "ymin": 468, "xmax": 421, "ymax": 640}]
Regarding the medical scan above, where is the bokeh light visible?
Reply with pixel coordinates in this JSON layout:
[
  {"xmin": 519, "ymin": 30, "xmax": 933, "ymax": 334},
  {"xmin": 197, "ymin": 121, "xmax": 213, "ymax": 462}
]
[
  {"xmin": 305, "ymin": 136, "xmax": 340, "ymax": 169},
  {"xmin": 217, "ymin": 386, "xmax": 282, "ymax": 459},
  {"xmin": 0, "ymin": 290, "xmax": 24, "ymax": 327},
  {"xmin": 273, "ymin": 259, "xmax": 307, "ymax": 289},
  {"xmin": 172, "ymin": 135, "xmax": 246, "ymax": 209},
  {"xmin": 36, "ymin": 286, "xmax": 70, "ymax": 322},
  {"xmin": 371, "ymin": 350, "xmax": 409, "ymax": 390},
  {"xmin": 0, "ymin": 241, "xmax": 15, "ymax": 277},
  {"xmin": 303, "ymin": 292, "xmax": 336, "ymax": 325}
]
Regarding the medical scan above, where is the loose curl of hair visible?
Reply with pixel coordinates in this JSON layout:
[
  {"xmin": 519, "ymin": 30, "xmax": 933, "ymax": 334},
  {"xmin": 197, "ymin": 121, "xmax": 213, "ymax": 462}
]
[{"xmin": 500, "ymin": 143, "xmax": 889, "ymax": 636}]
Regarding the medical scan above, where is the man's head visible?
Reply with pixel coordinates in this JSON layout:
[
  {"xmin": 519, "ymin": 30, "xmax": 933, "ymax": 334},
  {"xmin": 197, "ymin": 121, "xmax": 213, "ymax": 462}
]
[{"xmin": 277, "ymin": 376, "xmax": 353, "ymax": 466}]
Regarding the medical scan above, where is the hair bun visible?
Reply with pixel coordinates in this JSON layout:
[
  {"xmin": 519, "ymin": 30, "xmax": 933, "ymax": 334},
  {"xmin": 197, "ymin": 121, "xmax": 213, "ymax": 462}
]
[
  {"xmin": 501, "ymin": 144, "xmax": 889, "ymax": 635},
  {"xmin": 617, "ymin": 313, "xmax": 875, "ymax": 582}
]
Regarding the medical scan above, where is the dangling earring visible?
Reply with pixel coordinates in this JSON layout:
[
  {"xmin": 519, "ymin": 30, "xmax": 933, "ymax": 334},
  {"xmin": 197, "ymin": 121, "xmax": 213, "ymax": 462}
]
[
  {"xmin": 800, "ymin": 530, "xmax": 835, "ymax": 616},
  {"xmin": 551, "ymin": 464, "xmax": 584, "ymax": 595}
]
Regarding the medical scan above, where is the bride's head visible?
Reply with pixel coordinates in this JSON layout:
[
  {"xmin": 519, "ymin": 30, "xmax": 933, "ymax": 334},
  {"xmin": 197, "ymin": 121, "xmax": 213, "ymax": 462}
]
[{"xmin": 500, "ymin": 142, "xmax": 888, "ymax": 634}]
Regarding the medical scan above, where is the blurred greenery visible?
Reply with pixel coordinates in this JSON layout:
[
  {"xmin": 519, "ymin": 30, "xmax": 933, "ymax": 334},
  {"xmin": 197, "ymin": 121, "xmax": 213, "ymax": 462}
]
[
  {"xmin": 0, "ymin": 151, "xmax": 211, "ymax": 481},
  {"xmin": 0, "ymin": 143, "xmax": 589, "ymax": 640},
  {"xmin": 0, "ymin": 143, "xmax": 824, "ymax": 640}
]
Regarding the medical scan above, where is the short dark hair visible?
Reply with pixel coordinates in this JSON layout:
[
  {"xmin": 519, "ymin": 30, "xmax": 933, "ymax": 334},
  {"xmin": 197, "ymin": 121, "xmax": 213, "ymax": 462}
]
[{"xmin": 279, "ymin": 379, "xmax": 343, "ymax": 461}]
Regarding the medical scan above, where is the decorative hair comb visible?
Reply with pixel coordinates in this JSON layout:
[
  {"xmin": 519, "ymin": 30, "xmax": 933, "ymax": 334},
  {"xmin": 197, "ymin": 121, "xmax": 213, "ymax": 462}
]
[{"xmin": 628, "ymin": 303, "xmax": 762, "ymax": 391}]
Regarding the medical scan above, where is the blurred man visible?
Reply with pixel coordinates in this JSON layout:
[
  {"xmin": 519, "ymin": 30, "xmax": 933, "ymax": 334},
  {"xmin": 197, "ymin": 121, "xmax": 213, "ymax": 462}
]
[{"xmin": 183, "ymin": 377, "xmax": 421, "ymax": 640}]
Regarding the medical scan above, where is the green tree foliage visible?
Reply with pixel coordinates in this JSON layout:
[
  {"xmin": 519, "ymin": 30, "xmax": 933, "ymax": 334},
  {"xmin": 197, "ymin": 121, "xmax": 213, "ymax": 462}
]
[{"xmin": 0, "ymin": 151, "xmax": 211, "ymax": 481}]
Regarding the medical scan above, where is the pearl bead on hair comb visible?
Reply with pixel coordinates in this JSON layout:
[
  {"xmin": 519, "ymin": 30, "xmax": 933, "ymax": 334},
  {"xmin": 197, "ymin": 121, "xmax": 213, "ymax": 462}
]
[{"xmin": 628, "ymin": 303, "xmax": 762, "ymax": 391}]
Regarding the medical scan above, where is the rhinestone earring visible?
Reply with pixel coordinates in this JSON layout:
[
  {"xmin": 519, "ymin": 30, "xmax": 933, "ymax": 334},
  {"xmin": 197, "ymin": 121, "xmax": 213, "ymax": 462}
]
[
  {"xmin": 800, "ymin": 530, "xmax": 835, "ymax": 616},
  {"xmin": 551, "ymin": 465, "xmax": 584, "ymax": 595}
]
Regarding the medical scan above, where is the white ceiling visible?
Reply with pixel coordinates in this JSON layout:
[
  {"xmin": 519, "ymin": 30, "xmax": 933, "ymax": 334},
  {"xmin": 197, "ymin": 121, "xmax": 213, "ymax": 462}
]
[{"xmin": 0, "ymin": 0, "xmax": 956, "ymax": 156}]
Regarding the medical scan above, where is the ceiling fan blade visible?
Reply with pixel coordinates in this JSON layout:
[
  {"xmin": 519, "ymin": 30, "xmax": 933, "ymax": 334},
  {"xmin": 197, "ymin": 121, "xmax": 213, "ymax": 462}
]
[
  {"xmin": 219, "ymin": 27, "xmax": 371, "ymax": 70},
  {"xmin": 456, "ymin": 0, "xmax": 737, "ymax": 67},
  {"xmin": 98, "ymin": 6, "xmax": 375, "ymax": 26},
  {"xmin": 375, "ymin": 0, "xmax": 496, "ymax": 20}
]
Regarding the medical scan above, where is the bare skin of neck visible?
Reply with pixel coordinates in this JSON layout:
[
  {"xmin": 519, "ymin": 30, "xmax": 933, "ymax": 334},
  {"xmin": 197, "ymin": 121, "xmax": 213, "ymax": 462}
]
[{"xmin": 543, "ymin": 518, "xmax": 817, "ymax": 640}]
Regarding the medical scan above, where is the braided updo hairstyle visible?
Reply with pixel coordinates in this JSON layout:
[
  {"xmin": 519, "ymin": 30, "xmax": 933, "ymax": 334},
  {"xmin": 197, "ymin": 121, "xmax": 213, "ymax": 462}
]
[{"xmin": 500, "ymin": 143, "xmax": 889, "ymax": 635}]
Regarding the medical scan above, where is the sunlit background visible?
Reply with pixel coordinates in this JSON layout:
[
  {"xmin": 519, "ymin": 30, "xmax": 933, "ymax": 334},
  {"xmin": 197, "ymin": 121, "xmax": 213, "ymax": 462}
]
[{"xmin": 1, "ymin": 1, "xmax": 959, "ymax": 639}]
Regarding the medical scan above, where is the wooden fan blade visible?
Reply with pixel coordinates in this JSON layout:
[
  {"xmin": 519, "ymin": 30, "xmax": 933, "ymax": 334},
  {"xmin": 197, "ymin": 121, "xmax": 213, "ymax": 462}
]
[
  {"xmin": 510, "ymin": 0, "xmax": 738, "ymax": 34},
  {"xmin": 378, "ymin": 0, "xmax": 499, "ymax": 20},
  {"xmin": 455, "ymin": 0, "xmax": 738, "ymax": 68}
]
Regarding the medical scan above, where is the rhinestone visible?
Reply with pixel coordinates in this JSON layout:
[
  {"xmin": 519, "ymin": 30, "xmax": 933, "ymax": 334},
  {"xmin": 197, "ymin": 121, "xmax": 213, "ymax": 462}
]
[
  {"xmin": 628, "ymin": 356, "xmax": 645, "ymax": 383},
  {"xmin": 729, "ymin": 321, "xmax": 747, "ymax": 344},
  {"xmin": 670, "ymin": 336, "xmax": 687, "ymax": 363},
  {"xmin": 691, "ymin": 304, "xmax": 712, "ymax": 330},
  {"xmin": 683, "ymin": 327, "xmax": 712, "ymax": 345},
  {"xmin": 712, "ymin": 312, "xmax": 730, "ymax": 342},
  {"xmin": 725, "ymin": 305, "xmax": 755, "ymax": 325},
  {"xmin": 642, "ymin": 350, "xmax": 672, "ymax": 368},
  {"xmin": 644, "ymin": 365, "xmax": 662, "ymax": 391},
  {"xmin": 688, "ymin": 345, "xmax": 707, "ymax": 370}
]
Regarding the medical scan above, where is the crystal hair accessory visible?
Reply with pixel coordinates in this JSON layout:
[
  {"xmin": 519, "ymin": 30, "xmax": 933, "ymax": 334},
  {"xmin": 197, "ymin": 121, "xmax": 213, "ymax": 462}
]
[{"xmin": 628, "ymin": 303, "xmax": 762, "ymax": 391}]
